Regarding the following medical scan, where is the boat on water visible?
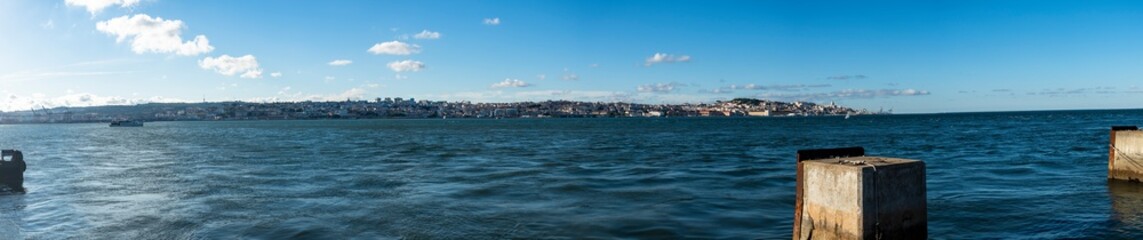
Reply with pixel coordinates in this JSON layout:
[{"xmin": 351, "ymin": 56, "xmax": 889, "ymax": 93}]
[{"xmin": 110, "ymin": 120, "xmax": 144, "ymax": 127}]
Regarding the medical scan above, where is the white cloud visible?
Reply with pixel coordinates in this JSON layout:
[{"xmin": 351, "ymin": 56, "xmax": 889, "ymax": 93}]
[
  {"xmin": 199, "ymin": 54, "xmax": 263, "ymax": 78},
  {"xmin": 324, "ymin": 76, "xmax": 336, "ymax": 83},
  {"xmin": 638, "ymin": 82, "xmax": 684, "ymax": 93},
  {"xmin": 729, "ymin": 83, "xmax": 832, "ymax": 91},
  {"xmin": 895, "ymin": 89, "xmax": 928, "ymax": 95},
  {"xmin": 337, "ymin": 88, "xmax": 367, "ymax": 100},
  {"xmin": 491, "ymin": 79, "xmax": 531, "ymax": 88},
  {"xmin": 367, "ymin": 41, "xmax": 421, "ymax": 55},
  {"xmin": 41, "ymin": 19, "xmax": 55, "ymax": 29},
  {"xmin": 413, "ymin": 30, "xmax": 441, "ymax": 39},
  {"xmin": 216, "ymin": 82, "xmax": 240, "ymax": 91},
  {"xmin": 537, "ymin": 74, "xmax": 546, "ymax": 80},
  {"xmin": 387, "ymin": 60, "xmax": 425, "ymax": 72},
  {"xmin": 483, "ymin": 17, "xmax": 501, "ymax": 25},
  {"xmin": 561, "ymin": 68, "xmax": 579, "ymax": 81},
  {"xmin": 704, "ymin": 87, "xmax": 734, "ymax": 94},
  {"xmin": 394, "ymin": 74, "xmax": 408, "ymax": 80},
  {"xmin": 65, "ymin": 0, "xmax": 141, "ymax": 15},
  {"xmin": 328, "ymin": 59, "xmax": 353, "ymax": 66},
  {"xmin": 827, "ymin": 74, "xmax": 868, "ymax": 80},
  {"xmin": 514, "ymin": 90, "xmax": 635, "ymax": 102},
  {"xmin": 833, "ymin": 89, "xmax": 930, "ymax": 97},
  {"xmin": 562, "ymin": 73, "xmax": 579, "ymax": 81},
  {"xmin": 270, "ymin": 72, "xmax": 282, "ymax": 78},
  {"xmin": 95, "ymin": 14, "xmax": 214, "ymax": 56},
  {"xmin": 644, "ymin": 53, "xmax": 691, "ymax": 66}
]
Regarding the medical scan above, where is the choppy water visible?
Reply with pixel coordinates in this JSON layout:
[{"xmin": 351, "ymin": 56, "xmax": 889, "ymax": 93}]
[{"xmin": 2, "ymin": 110, "xmax": 1143, "ymax": 239}]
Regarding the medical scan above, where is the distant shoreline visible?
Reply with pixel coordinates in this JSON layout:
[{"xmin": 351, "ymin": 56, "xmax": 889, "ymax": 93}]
[
  {"xmin": 3, "ymin": 100, "xmax": 1141, "ymax": 125},
  {"xmin": 0, "ymin": 98, "xmax": 881, "ymax": 124}
]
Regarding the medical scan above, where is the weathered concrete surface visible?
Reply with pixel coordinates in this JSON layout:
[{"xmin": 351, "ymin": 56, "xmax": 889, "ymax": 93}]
[
  {"xmin": 793, "ymin": 147, "xmax": 865, "ymax": 238},
  {"xmin": 796, "ymin": 157, "xmax": 926, "ymax": 240},
  {"xmin": 1110, "ymin": 128, "xmax": 1143, "ymax": 182}
]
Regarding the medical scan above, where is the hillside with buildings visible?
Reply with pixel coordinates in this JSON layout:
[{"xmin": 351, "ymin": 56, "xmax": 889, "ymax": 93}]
[{"xmin": 0, "ymin": 98, "xmax": 877, "ymax": 124}]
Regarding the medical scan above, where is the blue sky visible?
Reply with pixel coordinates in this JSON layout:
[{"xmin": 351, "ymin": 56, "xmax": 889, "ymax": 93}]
[{"xmin": 2, "ymin": 0, "xmax": 1143, "ymax": 113}]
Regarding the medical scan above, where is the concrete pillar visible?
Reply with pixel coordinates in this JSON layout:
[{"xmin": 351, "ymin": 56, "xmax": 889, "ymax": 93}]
[
  {"xmin": 0, "ymin": 149, "xmax": 25, "ymax": 191},
  {"xmin": 1110, "ymin": 126, "xmax": 1143, "ymax": 182},
  {"xmin": 793, "ymin": 147, "xmax": 925, "ymax": 240}
]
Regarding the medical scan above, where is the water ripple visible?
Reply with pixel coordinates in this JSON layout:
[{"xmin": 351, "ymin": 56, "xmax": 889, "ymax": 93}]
[{"xmin": 1, "ymin": 110, "xmax": 1142, "ymax": 238}]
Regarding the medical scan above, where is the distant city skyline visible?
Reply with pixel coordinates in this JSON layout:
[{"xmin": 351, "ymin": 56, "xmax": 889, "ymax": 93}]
[{"xmin": 3, "ymin": 0, "xmax": 1143, "ymax": 113}]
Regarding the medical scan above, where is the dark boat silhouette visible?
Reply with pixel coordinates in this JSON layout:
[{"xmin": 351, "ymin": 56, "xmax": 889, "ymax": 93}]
[{"xmin": 109, "ymin": 120, "xmax": 144, "ymax": 127}]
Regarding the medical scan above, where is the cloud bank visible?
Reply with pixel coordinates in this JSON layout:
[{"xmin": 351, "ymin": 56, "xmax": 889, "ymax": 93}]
[
  {"xmin": 424, "ymin": 90, "xmax": 633, "ymax": 104},
  {"xmin": 756, "ymin": 88, "xmax": 931, "ymax": 101},
  {"xmin": 827, "ymin": 75, "xmax": 868, "ymax": 80},
  {"xmin": 1, "ymin": 92, "xmax": 184, "ymax": 112},
  {"xmin": 730, "ymin": 83, "xmax": 832, "ymax": 91}
]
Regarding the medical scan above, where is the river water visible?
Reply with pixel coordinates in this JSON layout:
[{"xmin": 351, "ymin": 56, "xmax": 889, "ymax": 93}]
[{"xmin": 2, "ymin": 110, "xmax": 1143, "ymax": 239}]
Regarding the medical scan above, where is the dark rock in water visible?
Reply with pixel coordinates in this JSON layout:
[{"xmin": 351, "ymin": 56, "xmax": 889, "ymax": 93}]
[{"xmin": 0, "ymin": 150, "xmax": 26, "ymax": 192}]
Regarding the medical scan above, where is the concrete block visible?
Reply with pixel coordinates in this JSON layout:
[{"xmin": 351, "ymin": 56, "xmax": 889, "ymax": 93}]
[
  {"xmin": 0, "ymin": 150, "xmax": 25, "ymax": 191},
  {"xmin": 793, "ymin": 148, "xmax": 925, "ymax": 240},
  {"xmin": 1110, "ymin": 126, "xmax": 1143, "ymax": 182}
]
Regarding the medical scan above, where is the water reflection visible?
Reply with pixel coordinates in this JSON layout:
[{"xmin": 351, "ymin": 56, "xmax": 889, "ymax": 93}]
[
  {"xmin": 0, "ymin": 193, "xmax": 27, "ymax": 239},
  {"xmin": 2, "ymin": 112, "xmax": 1143, "ymax": 238},
  {"xmin": 1108, "ymin": 180, "xmax": 1143, "ymax": 234}
]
